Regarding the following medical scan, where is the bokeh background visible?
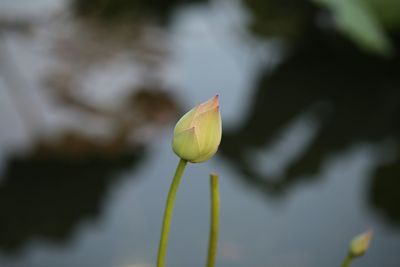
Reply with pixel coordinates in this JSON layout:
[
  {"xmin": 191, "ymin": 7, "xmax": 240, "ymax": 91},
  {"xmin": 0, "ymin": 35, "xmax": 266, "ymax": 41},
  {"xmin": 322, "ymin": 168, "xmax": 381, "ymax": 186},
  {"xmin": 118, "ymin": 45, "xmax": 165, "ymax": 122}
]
[{"xmin": 0, "ymin": 0, "xmax": 400, "ymax": 266}]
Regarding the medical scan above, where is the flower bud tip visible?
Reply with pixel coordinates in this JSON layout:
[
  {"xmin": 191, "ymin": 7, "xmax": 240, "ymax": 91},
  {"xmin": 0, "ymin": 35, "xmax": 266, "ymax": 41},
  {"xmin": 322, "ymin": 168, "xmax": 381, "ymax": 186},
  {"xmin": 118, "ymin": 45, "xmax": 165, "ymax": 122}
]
[{"xmin": 349, "ymin": 229, "xmax": 373, "ymax": 257}]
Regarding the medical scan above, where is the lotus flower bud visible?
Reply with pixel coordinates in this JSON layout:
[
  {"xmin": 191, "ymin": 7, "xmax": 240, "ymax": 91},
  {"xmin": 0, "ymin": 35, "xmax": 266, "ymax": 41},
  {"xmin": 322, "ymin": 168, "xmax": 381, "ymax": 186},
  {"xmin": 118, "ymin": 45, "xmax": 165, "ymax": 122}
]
[
  {"xmin": 350, "ymin": 229, "xmax": 373, "ymax": 257},
  {"xmin": 172, "ymin": 95, "xmax": 222, "ymax": 163}
]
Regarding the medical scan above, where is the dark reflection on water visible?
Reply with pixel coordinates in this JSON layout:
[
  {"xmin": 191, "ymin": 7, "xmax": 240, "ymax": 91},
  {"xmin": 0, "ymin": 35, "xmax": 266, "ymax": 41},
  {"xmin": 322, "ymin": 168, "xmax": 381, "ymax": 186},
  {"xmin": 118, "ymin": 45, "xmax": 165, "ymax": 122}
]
[
  {"xmin": 371, "ymin": 161, "xmax": 400, "ymax": 224},
  {"xmin": 220, "ymin": 5, "xmax": 400, "ymax": 225},
  {"xmin": 73, "ymin": 0, "xmax": 209, "ymax": 24},
  {"xmin": 241, "ymin": 0, "xmax": 400, "ymax": 234},
  {"xmin": 0, "ymin": 148, "xmax": 143, "ymax": 252},
  {"xmin": 243, "ymin": 0, "xmax": 315, "ymax": 39}
]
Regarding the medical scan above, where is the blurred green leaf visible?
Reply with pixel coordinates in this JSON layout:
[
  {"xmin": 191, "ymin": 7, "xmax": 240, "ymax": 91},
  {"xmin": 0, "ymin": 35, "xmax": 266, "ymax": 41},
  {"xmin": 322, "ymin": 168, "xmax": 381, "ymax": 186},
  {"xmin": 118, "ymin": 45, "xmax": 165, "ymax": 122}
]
[
  {"xmin": 314, "ymin": 0, "xmax": 393, "ymax": 55},
  {"xmin": 365, "ymin": 0, "xmax": 400, "ymax": 29}
]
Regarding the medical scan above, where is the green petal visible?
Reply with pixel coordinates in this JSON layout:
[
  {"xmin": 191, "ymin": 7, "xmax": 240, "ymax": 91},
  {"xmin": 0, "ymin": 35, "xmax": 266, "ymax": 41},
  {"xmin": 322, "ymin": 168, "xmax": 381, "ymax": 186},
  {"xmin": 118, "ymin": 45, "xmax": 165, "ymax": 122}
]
[
  {"xmin": 173, "ymin": 107, "xmax": 198, "ymax": 135},
  {"xmin": 172, "ymin": 127, "xmax": 201, "ymax": 162},
  {"xmin": 191, "ymin": 107, "xmax": 222, "ymax": 162}
]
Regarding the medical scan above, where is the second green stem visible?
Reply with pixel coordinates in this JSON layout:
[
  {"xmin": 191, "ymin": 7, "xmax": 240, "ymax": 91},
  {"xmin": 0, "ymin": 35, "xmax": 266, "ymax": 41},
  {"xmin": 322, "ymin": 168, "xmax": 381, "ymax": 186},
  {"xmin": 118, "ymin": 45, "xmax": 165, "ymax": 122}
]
[{"xmin": 207, "ymin": 173, "xmax": 220, "ymax": 267}]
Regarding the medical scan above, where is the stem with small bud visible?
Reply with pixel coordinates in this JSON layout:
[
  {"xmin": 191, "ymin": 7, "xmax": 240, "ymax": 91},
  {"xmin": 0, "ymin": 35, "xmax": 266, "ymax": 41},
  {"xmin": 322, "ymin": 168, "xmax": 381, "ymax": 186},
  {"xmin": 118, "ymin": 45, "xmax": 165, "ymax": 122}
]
[{"xmin": 341, "ymin": 254, "xmax": 354, "ymax": 267}]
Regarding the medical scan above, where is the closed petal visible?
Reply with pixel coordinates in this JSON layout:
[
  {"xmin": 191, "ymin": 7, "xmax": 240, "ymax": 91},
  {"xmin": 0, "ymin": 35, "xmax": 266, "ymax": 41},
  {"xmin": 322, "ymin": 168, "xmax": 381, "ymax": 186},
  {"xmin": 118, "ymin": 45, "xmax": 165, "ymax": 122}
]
[
  {"xmin": 193, "ymin": 107, "xmax": 221, "ymax": 150},
  {"xmin": 188, "ymin": 109, "xmax": 221, "ymax": 163},
  {"xmin": 173, "ymin": 108, "xmax": 197, "ymax": 134},
  {"xmin": 172, "ymin": 127, "xmax": 201, "ymax": 162}
]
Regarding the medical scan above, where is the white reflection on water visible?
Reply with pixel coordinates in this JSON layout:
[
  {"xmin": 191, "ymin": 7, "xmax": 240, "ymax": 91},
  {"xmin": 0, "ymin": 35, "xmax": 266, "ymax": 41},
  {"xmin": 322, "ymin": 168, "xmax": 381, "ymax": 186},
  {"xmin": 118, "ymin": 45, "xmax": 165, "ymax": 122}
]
[
  {"xmin": 247, "ymin": 106, "xmax": 321, "ymax": 179},
  {"xmin": 168, "ymin": 0, "xmax": 283, "ymax": 129},
  {"xmin": 0, "ymin": 0, "xmax": 274, "ymax": 166},
  {"xmin": 0, "ymin": 0, "xmax": 65, "ymax": 19},
  {"xmin": 0, "ymin": 0, "xmax": 176, "ymax": 175}
]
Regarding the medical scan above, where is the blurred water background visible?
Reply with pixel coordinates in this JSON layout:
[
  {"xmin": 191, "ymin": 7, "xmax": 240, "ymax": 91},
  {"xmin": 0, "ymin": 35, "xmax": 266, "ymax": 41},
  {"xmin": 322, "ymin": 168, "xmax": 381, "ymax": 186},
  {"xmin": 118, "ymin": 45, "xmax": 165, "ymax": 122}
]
[{"xmin": 0, "ymin": 0, "xmax": 400, "ymax": 266}]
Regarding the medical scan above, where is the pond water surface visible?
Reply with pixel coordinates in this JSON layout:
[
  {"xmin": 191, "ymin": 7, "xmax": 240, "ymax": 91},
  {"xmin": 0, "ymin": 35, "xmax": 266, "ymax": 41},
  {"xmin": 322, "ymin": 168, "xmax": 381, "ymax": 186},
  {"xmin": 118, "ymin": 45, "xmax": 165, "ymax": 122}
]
[{"xmin": 0, "ymin": 0, "xmax": 400, "ymax": 267}]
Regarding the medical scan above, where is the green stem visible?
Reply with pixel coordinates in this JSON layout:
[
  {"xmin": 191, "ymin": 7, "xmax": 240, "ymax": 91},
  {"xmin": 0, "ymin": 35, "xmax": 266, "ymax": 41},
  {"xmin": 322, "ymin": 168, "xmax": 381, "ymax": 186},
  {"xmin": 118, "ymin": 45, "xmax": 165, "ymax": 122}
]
[
  {"xmin": 341, "ymin": 254, "xmax": 353, "ymax": 267},
  {"xmin": 207, "ymin": 173, "xmax": 220, "ymax": 267},
  {"xmin": 157, "ymin": 159, "xmax": 187, "ymax": 267}
]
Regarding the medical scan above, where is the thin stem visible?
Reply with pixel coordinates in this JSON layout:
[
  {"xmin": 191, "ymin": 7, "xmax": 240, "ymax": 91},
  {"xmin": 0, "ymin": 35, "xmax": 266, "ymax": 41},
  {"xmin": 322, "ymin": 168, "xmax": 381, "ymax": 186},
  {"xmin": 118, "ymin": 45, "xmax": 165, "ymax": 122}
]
[
  {"xmin": 207, "ymin": 173, "xmax": 220, "ymax": 267},
  {"xmin": 157, "ymin": 159, "xmax": 187, "ymax": 267},
  {"xmin": 341, "ymin": 254, "xmax": 353, "ymax": 267}
]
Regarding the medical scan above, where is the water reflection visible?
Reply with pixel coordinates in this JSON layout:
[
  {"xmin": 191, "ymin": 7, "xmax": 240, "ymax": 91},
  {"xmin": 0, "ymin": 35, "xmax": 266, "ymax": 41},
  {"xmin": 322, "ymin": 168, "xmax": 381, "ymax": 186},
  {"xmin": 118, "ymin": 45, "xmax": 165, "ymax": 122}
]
[
  {"xmin": 243, "ymin": 0, "xmax": 314, "ymax": 40},
  {"xmin": 0, "ymin": 147, "xmax": 143, "ymax": 253},
  {"xmin": 73, "ymin": 0, "xmax": 209, "ymax": 24},
  {"xmin": 0, "ymin": 0, "xmax": 181, "ymax": 255},
  {"xmin": 1, "ymin": 0, "xmax": 400, "ymax": 266},
  {"xmin": 220, "ymin": 27, "xmax": 400, "ymax": 225},
  {"xmin": 371, "ymin": 157, "xmax": 400, "ymax": 224}
]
